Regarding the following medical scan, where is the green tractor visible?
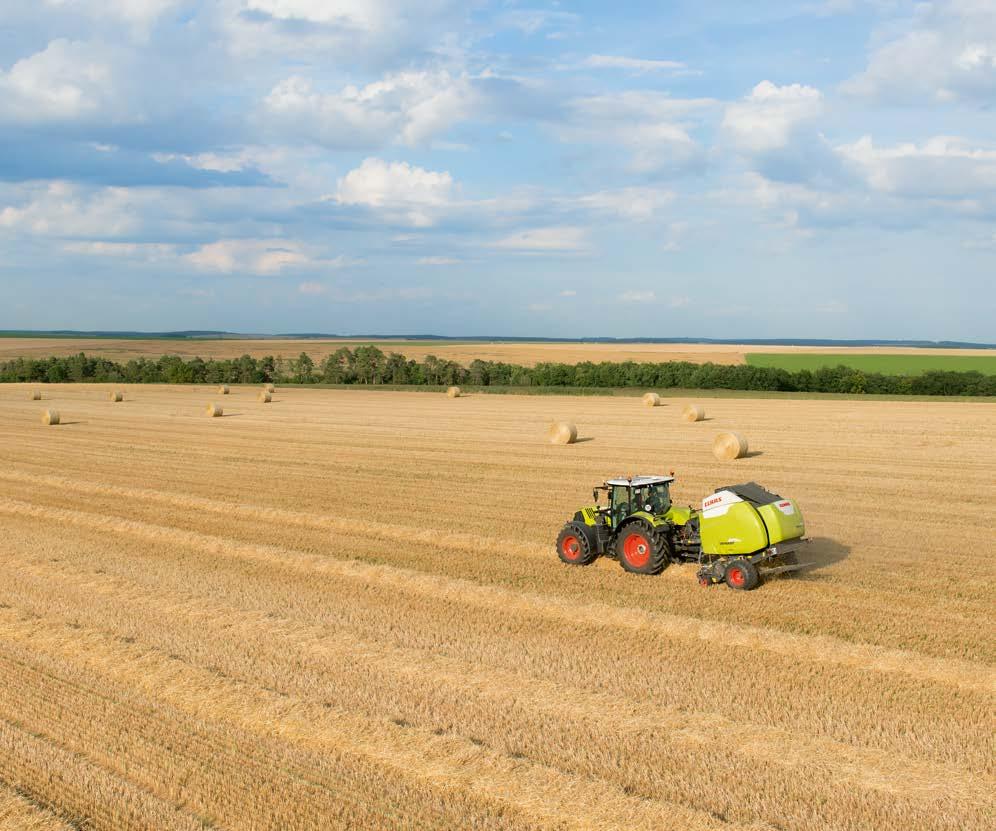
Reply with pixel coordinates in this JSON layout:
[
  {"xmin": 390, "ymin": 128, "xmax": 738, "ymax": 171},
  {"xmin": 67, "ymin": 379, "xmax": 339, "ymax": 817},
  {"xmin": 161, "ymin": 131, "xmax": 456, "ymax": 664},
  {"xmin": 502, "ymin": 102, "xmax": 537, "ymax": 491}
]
[{"xmin": 556, "ymin": 475, "xmax": 808, "ymax": 590}]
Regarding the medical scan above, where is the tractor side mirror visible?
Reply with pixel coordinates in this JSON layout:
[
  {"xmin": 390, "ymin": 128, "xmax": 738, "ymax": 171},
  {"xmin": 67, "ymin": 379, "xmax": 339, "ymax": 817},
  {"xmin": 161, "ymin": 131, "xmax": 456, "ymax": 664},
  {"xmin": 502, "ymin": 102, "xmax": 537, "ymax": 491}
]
[{"xmin": 592, "ymin": 488, "xmax": 600, "ymax": 503}]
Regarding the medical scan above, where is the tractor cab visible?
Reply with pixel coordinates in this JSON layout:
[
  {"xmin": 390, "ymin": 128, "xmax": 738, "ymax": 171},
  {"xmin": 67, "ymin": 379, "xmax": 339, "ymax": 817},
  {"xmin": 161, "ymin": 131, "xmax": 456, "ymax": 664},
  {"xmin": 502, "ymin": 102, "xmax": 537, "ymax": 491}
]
[{"xmin": 594, "ymin": 475, "xmax": 675, "ymax": 529}]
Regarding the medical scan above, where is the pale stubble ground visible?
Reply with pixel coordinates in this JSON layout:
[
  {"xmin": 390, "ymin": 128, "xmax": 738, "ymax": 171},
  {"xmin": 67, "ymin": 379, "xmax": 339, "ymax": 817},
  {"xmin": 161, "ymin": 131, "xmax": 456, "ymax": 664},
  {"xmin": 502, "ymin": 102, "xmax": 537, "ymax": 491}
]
[{"xmin": 0, "ymin": 384, "xmax": 992, "ymax": 830}]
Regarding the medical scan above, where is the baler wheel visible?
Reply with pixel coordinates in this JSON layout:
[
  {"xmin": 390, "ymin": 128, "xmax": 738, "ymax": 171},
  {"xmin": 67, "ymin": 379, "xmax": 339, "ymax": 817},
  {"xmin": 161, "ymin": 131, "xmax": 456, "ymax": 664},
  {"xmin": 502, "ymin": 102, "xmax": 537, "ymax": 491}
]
[{"xmin": 724, "ymin": 559, "xmax": 760, "ymax": 591}]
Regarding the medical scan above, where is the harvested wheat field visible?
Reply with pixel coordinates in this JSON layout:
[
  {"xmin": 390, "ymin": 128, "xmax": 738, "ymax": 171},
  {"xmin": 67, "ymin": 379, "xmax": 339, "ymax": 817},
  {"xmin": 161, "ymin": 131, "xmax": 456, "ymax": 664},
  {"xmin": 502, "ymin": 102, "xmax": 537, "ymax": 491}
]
[
  {"xmin": 4, "ymin": 337, "xmax": 993, "ymax": 367},
  {"xmin": 0, "ymin": 383, "xmax": 992, "ymax": 831}
]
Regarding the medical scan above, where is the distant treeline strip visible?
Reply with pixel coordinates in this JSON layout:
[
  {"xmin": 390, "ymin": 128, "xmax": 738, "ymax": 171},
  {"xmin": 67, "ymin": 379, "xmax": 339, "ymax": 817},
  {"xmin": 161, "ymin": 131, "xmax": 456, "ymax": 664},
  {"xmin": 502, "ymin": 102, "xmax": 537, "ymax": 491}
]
[{"xmin": 2, "ymin": 347, "xmax": 994, "ymax": 396}]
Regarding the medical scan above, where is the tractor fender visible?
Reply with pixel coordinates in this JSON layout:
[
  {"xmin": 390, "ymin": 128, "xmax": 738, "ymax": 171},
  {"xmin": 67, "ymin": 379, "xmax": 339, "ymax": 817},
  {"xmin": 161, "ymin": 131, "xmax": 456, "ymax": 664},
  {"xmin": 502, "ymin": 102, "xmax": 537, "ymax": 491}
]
[{"xmin": 617, "ymin": 516, "xmax": 656, "ymax": 535}]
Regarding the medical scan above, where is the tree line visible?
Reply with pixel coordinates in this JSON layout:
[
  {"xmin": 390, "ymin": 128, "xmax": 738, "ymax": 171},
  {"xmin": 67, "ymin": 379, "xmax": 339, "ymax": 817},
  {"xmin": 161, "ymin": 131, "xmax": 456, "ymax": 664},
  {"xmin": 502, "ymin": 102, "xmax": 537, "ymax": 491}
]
[{"xmin": 1, "ymin": 346, "xmax": 993, "ymax": 396}]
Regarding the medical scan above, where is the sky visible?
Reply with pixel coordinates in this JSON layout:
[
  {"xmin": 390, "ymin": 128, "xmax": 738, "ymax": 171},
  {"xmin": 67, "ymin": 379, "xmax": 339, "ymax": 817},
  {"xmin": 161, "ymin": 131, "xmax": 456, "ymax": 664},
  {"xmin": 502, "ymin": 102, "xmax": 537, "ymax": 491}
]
[{"xmin": 0, "ymin": 0, "xmax": 994, "ymax": 340}]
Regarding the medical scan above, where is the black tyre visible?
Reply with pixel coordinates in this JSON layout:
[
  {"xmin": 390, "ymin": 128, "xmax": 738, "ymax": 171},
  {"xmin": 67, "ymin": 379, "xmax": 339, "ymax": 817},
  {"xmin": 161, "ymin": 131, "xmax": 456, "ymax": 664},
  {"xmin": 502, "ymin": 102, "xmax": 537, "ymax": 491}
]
[
  {"xmin": 615, "ymin": 522, "xmax": 667, "ymax": 575},
  {"xmin": 724, "ymin": 559, "xmax": 760, "ymax": 591},
  {"xmin": 556, "ymin": 524, "xmax": 597, "ymax": 565}
]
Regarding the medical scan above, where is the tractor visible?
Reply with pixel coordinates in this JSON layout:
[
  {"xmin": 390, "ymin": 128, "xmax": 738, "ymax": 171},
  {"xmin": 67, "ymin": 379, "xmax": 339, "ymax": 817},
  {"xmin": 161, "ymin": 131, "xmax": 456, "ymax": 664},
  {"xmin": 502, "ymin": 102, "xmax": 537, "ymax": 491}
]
[{"xmin": 556, "ymin": 475, "xmax": 808, "ymax": 590}]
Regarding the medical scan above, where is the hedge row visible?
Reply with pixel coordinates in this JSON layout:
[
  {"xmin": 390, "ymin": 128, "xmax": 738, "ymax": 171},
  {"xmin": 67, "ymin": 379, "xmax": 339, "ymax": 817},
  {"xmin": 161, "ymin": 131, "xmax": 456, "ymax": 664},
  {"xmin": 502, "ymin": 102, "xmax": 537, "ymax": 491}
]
[{"xmin": 2, "ymin": 346, "xmax": 994, "ymax": 396}]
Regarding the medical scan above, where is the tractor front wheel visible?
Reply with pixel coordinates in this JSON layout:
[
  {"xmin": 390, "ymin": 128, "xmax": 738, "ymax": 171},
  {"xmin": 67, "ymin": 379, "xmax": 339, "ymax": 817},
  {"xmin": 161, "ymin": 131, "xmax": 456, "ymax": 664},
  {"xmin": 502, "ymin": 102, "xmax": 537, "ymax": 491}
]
[
  {"xmin": 724, "ymin": 559, "xmax": 760, "ymax": 591},
  {"xmin": 557, "ymin": 525, "xmax": 596, "ymax": 566},
  {"xmin": 615, "ymin": 524, "xmax": 667, "ymax": 575}
]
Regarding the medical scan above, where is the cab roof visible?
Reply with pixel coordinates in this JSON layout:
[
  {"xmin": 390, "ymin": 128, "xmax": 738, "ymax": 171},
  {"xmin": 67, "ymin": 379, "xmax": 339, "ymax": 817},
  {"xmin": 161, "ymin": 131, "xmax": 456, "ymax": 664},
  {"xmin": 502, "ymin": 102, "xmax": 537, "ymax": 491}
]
[{"xmin": 604, "ymin": 475, "xmax": 674, "ymax": 487}]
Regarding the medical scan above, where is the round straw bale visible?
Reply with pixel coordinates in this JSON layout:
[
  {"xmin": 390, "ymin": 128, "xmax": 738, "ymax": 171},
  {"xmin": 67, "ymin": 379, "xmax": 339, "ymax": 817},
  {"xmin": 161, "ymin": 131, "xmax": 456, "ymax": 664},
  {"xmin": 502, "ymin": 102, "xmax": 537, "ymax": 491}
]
[
  {"xmin": 264, "ymin": 383, "xmax": 275, "ymax": 393},
  {"xmin": 219, "ymin": 385, "xmax": 230, "ymax": 395},
  {"xmin": 683, "ymin": 404, "xmax": 705, "ymax": 422},
  {"xmin": 30, "ymin": 390, "xmax": 41, "ymax": 401},
  {"xmin": 206, "ymin": 403, "xmax": 224, "ymax": 418},
  {"xmin": 259, "ymin": 391, "xmax": 272, "ymax": 403},
  {"xmin": 446, "ymin": 386, "xmax": 461, "ymax": 398},
  {"xmin": 713, "ymin": 431, "xmax": 748, "ymax": 461},
  {"xmin": 41, "ymin": 409, "xmax": 60, "ymax": 426},
  {"xmin": 109, "ymin": 391, "xmax": 123, "ymax": 402},
  {"xmin": 642, "ymin": 392, "xmax": 661, "ymax": 407},
  {"xmin": 547, "ymin": 421, "xmax": 578, "ymax": 445}
]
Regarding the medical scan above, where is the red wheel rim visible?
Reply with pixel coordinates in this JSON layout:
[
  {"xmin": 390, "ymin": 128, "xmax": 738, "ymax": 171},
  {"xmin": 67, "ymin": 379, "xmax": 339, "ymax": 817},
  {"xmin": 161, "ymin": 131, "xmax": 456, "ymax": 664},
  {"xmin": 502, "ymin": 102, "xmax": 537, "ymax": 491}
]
[
  {"xmin": 622, "ymin": 533, "xmax": 651, "ymax": 568},
  {"xmin": 728, "ymin": 566, "xmax": 745, "ymax": 587},
  {"xmin": 561, "ymin": 535, "xmax": 582, "ymax": 561}
]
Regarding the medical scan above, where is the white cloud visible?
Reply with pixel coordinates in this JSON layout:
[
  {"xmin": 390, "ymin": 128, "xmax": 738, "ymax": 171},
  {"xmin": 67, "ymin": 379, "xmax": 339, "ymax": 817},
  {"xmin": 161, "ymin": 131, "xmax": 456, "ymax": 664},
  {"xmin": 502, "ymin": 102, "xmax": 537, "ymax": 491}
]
[
  {"xmin": 247, "ymin": 0, "xmax": 387, "ymax": 29},
  {"xmin": 559, "ymin": 289, "xmax": 576, "ymax": 297},
  {"xmin": 491, "ymin": 226, "xmax": 587, "ymax": 252},
  {"xmin": 584, "ymin": 55, "xmax": 686, "ymax": 73},
  {"xmin": 417, "ymin": 256, "xmax": 460, "ymax": 265},
  {"xmin": 0, "ymin": 182, "xmax": 144, "ymax": 237},
  {"xmin": 843, "ymin": 1, "xmax": 996, "ymax": 103},
  {"xmin": 620, "ymin": 290, "xmax": 655, "ymax": 302},
  {"xmin": 564, "ymin": 92, "xmax": 715, "ymax": 173},
  {"xmin": 261, "ymin": 71, "xmax": 475, "ymax": 148},
  {"xmin": 573, "ymin": 187, "xmax": 675, "ymax": 221},
  {"xmin": 42, "ymin": 0, "xmax": 181, "ymax": 25},
  {"xmin": 0, "ymin": 39, "xmax": 116, "ymax": 123},
  {"xmin": 499, "ymin": 9, "xmax": 578, "ymax": 35},
  {"xmin": 184, "ymin": 239, "xmax": 312, "ymax": 274},
  {"xmin": 333, "ymin": 157, "xmax": 454, "ymax": 226},
  {"xmin": 722, "ymin": 81, "xmax": 823, "ymax": 152},
  {"xmin": 298, "ymin": 281, "xmax": 327, "ymax": 294},
  {"xmin": 62, "ymin": 241, "xmax": 175, "ymax": 260},
  {"xmin": 838, "ymin": 135, "xmax": 996, "ymax": 198},
  {"xmin": 526, "ymin": 302, "xmax": 552, "ymax": 312}
]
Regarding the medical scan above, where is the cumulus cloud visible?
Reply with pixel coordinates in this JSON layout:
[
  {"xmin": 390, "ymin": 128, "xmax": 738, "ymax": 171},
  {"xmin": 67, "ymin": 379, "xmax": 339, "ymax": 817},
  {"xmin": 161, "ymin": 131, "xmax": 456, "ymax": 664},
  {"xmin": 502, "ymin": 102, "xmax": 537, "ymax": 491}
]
[
  {"xmin": 0, "ymin": 182, "xmax": 144, "ymax": 237},
  {"xmin": 491, "ymin": 226, "xmax": 587, "ymax": 252},
  {"xmin": 333, "ymin": 157, "xmax": 454, "ymax": 226},
  {"xmin": 837, "ymin": 135, "xmax": 996, "ymax": 199},
  {"xmin": 225, "ymin": 0, "xmax": 468, "ymax": 67},
  {"xmin": 184, "ymin": 238, "xmax": 312, "ymax": 274},
  {"xmin": 722, "ymin": 81, "xmax": 823, "ymax": 153},
  {"xmin": 0, "ymin": 40, "xmax": 117, "ymax": 123},
  {"xmin": 842, "ymin": 0, "xmax": 996, "ymax": 103},
  {"xmin": 261, "ymin": 70, "xmax": 476, "ymax": 148}
]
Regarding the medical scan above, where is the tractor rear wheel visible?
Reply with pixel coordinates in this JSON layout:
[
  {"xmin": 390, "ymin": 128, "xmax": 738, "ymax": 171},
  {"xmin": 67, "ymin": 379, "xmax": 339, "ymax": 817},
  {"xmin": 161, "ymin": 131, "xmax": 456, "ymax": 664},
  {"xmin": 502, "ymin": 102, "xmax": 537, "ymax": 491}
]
[
  {"xmin": 724, "ymin": 559, "xmax": 760, "ymax": 591},
  {"xmin": 615, "ymin": 523, "xmax": 667, "ymax": 575},
  {"xmin": 557, "ymin": 524, "xmax": 596, "ymax": 566}
]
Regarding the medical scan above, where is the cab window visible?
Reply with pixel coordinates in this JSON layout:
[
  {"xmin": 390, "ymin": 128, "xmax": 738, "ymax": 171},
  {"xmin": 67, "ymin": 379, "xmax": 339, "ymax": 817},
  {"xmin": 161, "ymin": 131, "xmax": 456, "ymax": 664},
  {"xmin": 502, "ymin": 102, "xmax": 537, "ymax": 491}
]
[
  {"xmin": 610, "ymin": 485, "xmax": 630, "ymax": 524},
  {"xmin": 633, "ymin": 483, "xmax": 671, "ymax": 514}
]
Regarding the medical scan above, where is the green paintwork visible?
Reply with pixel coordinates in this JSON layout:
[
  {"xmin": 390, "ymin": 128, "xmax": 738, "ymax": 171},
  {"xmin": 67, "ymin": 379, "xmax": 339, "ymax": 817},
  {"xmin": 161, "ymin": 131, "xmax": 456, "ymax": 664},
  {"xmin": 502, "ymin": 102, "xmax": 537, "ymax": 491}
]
[
  {"xmin": 700, "ymin": 502, "xmax": 768, "ymax": 555},
  {"xmin": 665, "ymin": 505, "xmax": 693, "ymax": 526},
  {"xmin": 579, "ymin": 506, "xmax": 600, "ymax": 526},
  {"xmin": 757, "ymin": 500, "xmax": 805, "ymax": 544},
  {"xmin": 699, "ymin": 497, "xmax": 805, "ymax": 556}
]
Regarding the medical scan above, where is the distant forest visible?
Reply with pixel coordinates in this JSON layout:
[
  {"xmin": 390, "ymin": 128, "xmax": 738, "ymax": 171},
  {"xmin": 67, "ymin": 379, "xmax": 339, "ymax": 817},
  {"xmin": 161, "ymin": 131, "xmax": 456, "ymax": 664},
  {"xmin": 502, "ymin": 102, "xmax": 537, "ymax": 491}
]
[{"xmin": 1, "ymin": 347, "xmax": 994, "ymax": 396}]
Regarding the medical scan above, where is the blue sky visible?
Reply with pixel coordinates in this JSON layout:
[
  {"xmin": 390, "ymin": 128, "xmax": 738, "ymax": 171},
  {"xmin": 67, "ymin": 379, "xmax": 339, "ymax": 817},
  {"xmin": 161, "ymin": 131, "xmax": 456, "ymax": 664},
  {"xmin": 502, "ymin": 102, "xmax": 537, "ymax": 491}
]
[{"xmin": 0, "ymin": 1, "xmax": 993, "ymax": 340}]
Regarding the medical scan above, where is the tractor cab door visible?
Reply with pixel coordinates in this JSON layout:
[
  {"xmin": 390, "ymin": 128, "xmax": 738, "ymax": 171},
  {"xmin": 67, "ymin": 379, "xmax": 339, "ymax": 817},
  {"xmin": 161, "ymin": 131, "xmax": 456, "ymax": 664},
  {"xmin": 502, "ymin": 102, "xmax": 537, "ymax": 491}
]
[{"xmin": 610, "ymin": 485, "xmax": 631, "ymax": 528}]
